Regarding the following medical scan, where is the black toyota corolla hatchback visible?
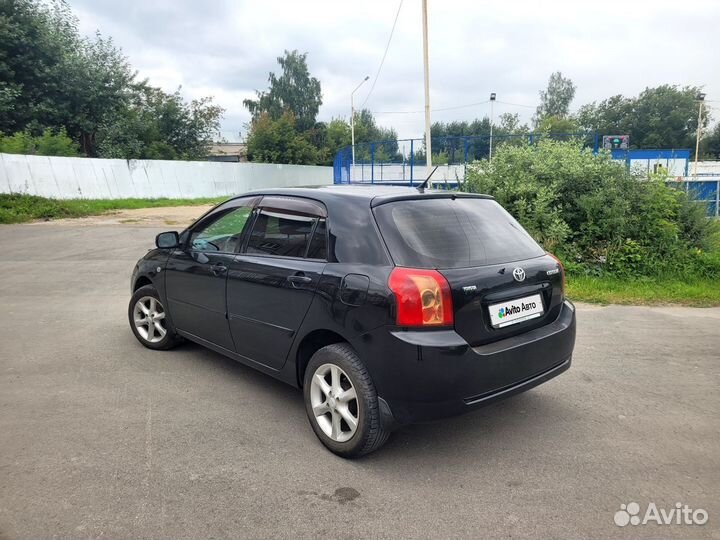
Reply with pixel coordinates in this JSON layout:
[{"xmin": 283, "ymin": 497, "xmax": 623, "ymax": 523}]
[{"xmin": 129, "ymin": 186, "xmax": 576, "ymax": 457}]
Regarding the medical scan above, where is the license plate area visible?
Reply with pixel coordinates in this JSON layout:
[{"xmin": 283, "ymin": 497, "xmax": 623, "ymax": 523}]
[{"xmin": 488, "ymin": 293, "xmax": 544, "ymax": 328}]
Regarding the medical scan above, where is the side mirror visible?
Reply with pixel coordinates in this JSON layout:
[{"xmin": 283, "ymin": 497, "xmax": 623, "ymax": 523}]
[{"xmin": 155, "ymin": 231, "xmax": 180, "ymax": 249}]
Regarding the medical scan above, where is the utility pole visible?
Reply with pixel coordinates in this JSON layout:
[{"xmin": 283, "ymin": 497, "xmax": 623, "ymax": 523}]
[
  {"xmin": 422, "ymin": 0, "xmax": 432, "ymax": 179},
  {"xmin": 351, "ymin": 76, "xmax": 370, "ymax": 172},
  {"xmin": 489, "ymin": 92, "xmax": 496, "ymax": 162},
  {"xmin": 694, "ymin": 92, "xmax": 706, "ymax": 177}
]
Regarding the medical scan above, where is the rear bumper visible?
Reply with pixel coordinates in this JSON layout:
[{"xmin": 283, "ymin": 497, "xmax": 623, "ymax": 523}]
[{"xmin": 362, "ymin": 300, "xmax": 576, "ymax": 426}]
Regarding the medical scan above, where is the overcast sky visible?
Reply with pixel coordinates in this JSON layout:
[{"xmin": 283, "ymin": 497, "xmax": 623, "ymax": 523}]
[{"xmin": 70, "ymin": 0, "xmax": 720, "ymax": 142}]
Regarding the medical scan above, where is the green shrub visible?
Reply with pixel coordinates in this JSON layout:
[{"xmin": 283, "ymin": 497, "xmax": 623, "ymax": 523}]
[
  {"xmin": 0, "ymin": 128, "xmax": 81, "ymax": 156},
  {"xmin": 462, "ymin": 138, "xmax": 720, "ymax": 279}
]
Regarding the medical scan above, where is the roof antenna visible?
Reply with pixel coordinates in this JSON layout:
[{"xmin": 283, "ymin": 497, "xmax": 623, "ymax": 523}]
[{"xmin": 416, "ymin": 165, "xmax": 439, "ymax": 193}]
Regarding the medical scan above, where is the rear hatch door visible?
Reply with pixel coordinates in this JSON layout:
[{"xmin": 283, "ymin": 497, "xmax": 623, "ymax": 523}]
[
  {"xmin": 440, "ymin": 255, "xmax": 563, "ymax": 346},
  {"xmin": 373, "ymin": 194, "xmax": 564, "ymax": 347}
]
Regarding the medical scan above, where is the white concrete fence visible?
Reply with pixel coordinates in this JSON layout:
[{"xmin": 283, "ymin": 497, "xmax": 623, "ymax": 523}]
[{"xmin": 0, "ymin": 153, "xmax": 333, "ymax": 199}]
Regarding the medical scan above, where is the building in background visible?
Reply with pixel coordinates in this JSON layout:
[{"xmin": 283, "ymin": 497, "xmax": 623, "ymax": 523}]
[{"xmin": 207, "ymin": 142, "xmax": 247, "ymax": 163}]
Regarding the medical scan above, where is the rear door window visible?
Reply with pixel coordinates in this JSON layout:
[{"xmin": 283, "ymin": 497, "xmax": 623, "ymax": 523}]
[
  {"xmin": 373, "ymin": 197, "xmax": 544, "ymax": 268},
  {"xmin": 306, "ymin": 219, "xmax": 327, "ymax": 260},
  {"xmin": 246, "ymin": 210, "xmax": 316, "ymax": 258}
]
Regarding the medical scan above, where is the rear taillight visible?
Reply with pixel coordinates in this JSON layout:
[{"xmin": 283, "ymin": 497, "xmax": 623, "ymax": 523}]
[
  {"xmin": 547, "ymin": 252, "xmax": 565, "ymax": 296},
  {"xmin": 388, "ymin": 268, "xmax": 454, "ymax": 327}
]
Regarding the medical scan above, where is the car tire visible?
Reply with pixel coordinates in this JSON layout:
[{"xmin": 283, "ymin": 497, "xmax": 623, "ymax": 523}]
[
  {"xmin": 303, "ymin": 343, "xmax": 390, "ymax": 458},
  {"xmin": 128, "ymin": 285, "xmax": 183, "ymax": 350}
]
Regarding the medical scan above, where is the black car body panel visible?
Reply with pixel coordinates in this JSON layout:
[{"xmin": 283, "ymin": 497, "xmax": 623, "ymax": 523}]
[
  {"xmin": 441, "ymin": 256, "xmax": 565, "ymax": 347},
  {"xmin": 131, "ymin": 185, "xmax": 576, "ymax": 427},
  {"xmin": 353, "ymin": 300, "xmax": 575, "ymax": 424}
]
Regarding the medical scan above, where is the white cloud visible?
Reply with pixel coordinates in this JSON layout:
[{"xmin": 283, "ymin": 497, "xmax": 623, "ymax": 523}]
[{"xmin": 70, "ymin": 0, "xmax": 720, "ymax": 141}]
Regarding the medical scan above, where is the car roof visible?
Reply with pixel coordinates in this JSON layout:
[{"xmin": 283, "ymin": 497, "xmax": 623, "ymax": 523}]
[{"xmin": 236, "ymin": 185, "xmax": 493, "ymax": 207}]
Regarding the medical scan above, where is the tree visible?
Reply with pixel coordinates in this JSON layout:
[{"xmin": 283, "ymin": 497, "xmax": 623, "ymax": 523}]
[
  {"xmin": 0, "ymin": 0, "xmax": 222, "ymax": 159},
  {"xmin": 429, "ymin": 114, "xmax": 530, "ymax": 162},
  {"xmin": 96, "ymin": 84, "xmax": 223, "ymax": 160},
  {"xmin": 351, "ymin": 109, "xmax": 399, "ymax": 161},
  {"xmin": 0, "ymin": 0, "xmax": 75, "ymax": 134},
  {"xmin": 498, "ymin": 113, "xmax": 527, "ymax": 134},
  {"xmin": 314, "ymin": 118, "xmax": 352, "ymax": 165},
  {"xmin": 66, "ymin": 34, "xmax": 136, "ymax": 155},
  {"xmin": 244, "ymin": 50, "xmax": 322, "ymax": 132},
  {"xmin": 703, "ymin": 122, "xmax": 720, "ymax": 159},
  {"xmin": 325, "ymin": 119, "xmax": 351, "ymax": 155},
  {"xmin": 536, "ymin": 115, "xmax": 579, "ymax": 134},
  {"xmin": 577, "ymin": 85, "xmax": 709, "ymax": 150},
  {"xmin": 534, "ymin": 72, "xmax": 576, "ymax": 127},
  {"xmin": 246, "ymin": 112, "xmax": 319, "ymax": 165},
  {"xmin": 0, "ymin": 0, "xmax": 135, "ymax": 154}
]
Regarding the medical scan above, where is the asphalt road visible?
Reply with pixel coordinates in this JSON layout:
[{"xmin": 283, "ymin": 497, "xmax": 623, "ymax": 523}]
[{"xmin": 1, "ymin": 221, "xmax": 719, "ymax": 540}]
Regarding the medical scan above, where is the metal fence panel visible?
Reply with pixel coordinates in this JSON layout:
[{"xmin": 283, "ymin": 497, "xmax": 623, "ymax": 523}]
[{"xmin": 333, "ymin": 133, "xmax": 595, "ymax": 186}]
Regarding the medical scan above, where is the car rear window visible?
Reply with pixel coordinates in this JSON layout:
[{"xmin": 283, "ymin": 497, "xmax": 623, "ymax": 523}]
[{"xmin": 373, "ymin": 197, "xmax": 544, "ymax": 268}]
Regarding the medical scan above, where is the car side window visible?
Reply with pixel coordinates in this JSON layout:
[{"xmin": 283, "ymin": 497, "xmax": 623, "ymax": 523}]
[
  {"xmin": 306, "ymin": 218, "xmax": 327, "ymax": 260},
  {"xmin": 190, "ymin": 206, "xmax": 253, "ymax": 253},
  {"xmin": 246, "ymin": 210, "xmax": 316, "ymax": 258}
]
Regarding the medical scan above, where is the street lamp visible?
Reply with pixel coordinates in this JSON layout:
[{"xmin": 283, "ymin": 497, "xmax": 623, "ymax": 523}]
[
  {"xmin": 489, "ymin": 92, "xmax": 497, "ymax": 162},
  {"xmin": 694, "ymin": 92, "xmax": 706, "ymax": 177},
  {"xmin": 422, "ymin": 0, "xmax": 432, "ymax": 177},
  {"xmin": 351, "ymin": 76, "xmax": 370, "ymax": 170}
]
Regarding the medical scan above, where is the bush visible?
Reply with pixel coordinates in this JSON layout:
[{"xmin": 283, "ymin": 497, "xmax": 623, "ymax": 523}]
[
  {"xmin": 0, "ymin": 128, "xmax": 81, "ymax": 156},
  {"xmin": 462, "ymin": 138, "xmax": 719, "ymax": 279}
]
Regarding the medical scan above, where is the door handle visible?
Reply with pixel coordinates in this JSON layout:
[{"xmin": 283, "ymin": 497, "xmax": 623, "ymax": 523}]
[
  {"xmin": 287, "ymin": 274, "xmax": 312, "ymax": 285},
  {"xmin": 211, "ymin": 263, "xmax": 228, "ymax": 276}
]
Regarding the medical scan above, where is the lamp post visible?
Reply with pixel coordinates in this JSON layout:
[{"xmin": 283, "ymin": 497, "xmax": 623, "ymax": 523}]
[
  {"xmin": 422, "ymin": 0, "xmax": 432, "ymax": 177},
  {"xmin": 694, "ymin": 92, "xmax": 706, "ymax": 177},
  {"xmin": 489, "ymin": 92, "xmax": 496, "ymax": 162},
  {"xmin": 351, "ymin": 76, "xmax": 370, "ymax": 170}
]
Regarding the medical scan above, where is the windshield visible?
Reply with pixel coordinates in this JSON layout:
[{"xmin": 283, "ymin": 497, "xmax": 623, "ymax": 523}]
[{"xmin": 373, "ymin": 197, "xmax": 544, "ymax": 269}]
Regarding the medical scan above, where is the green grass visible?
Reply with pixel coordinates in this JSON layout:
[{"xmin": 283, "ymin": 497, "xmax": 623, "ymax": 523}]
[
  {"xmin": 0, "ymin": 194, "xmax": 226, "ymax": 224},
  {"xmin": 567, "ymin": 275, "xmax": 720, "ymax": 307}
]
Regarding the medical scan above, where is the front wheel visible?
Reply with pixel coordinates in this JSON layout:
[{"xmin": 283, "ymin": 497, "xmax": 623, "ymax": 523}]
[
  {"xmin": 128, "ymin": 285, "xmax": 183, "ymax": 350},
  {"xmin": 303, "ymin": 343, "xmax": 390, "ymax": 458}
]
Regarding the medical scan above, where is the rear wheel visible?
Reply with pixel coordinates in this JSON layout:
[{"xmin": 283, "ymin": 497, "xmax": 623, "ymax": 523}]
[
  {"xmin": 303, "ymin": 343, "xmax": 390, "ymax": 457},
  {"xmin": 128, "ymin": 285, "xmax": 183, "ymax": 350}
]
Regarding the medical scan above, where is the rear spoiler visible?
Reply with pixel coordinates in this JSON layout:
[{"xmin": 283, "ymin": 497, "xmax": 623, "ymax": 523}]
[{"xmin": 370, "ymin": 192, "xmax": 494, "ymax": 208}]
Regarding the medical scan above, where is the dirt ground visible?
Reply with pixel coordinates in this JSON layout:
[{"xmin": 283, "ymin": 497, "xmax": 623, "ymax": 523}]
[{"xmin": 32, "ymin": 205, "xmax": 214, "ymax": 228}]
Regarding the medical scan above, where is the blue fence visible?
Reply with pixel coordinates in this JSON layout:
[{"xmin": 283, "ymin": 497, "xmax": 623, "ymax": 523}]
[
  {"xmin": 332, "ymin": 134, "xmax": 719, "ymax": 217},
  {"xmin": 668, "ymin": 178, "xmax": 720, "ymax": 217},
  {"xmin": 333, "ymin": 132, "xmax": 599, "ymax": 186}
]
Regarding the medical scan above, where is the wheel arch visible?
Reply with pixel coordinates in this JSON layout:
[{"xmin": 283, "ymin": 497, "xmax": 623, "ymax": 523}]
[
  {"xmin": 133, "ymin": 275, "xmax": 153, "ymax": 292},
  {"xmin": 295, "ymin": 329, "xmax": 351, "ymax": 387}
]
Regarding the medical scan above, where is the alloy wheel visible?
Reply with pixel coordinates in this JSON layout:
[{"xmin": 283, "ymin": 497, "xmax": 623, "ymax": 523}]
[
  {"xmin": 309, "ymin": 363, "xmax": 359, "ymax": 443},
  {"xmin": 133, "ymin": 296, "xmax": 167, "ymax": 343}
]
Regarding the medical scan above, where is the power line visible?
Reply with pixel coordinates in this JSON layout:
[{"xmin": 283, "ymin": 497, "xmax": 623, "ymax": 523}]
[
  {"xmin": 360, "ymin": 0, "xmax": 403, "ymax": 109},
  {"xmin": 372, "ymin": 99, "xmax": 495, "ymax": 115},
  {"xmin": 370, "ymin": 98, "xmax": 551, "ymax": 116},
  {"xmin": 495, "ymin": 100, "xmax": 536, "ymax": 109}
]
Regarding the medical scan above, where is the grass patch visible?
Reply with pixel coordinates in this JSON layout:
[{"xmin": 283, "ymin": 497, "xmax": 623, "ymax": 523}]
[
  {"xmin": 567, "ymin": 275, "xmax": 720, "ymax": 307},
  {"xmin": 0, "ymin": 194, "xmax": 226, "ymax": 224}
]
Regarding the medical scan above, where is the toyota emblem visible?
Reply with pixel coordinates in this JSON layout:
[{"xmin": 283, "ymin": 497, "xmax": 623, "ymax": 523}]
[{"xmin": 512, "ymin": 267, "xmax": 526, "ymax": 282}]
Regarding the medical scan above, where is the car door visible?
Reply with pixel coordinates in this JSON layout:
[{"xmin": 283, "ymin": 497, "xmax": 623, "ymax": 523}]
[
  {"xmin": 227, "ymin": 197, "xmax": 328, "ymax": 370},
  {"xmin": 165, "ymin": 197, "xmax": 259, "ymax": 351}
]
